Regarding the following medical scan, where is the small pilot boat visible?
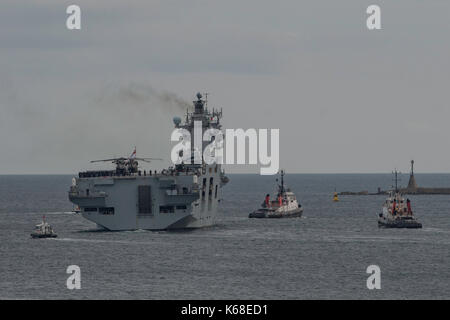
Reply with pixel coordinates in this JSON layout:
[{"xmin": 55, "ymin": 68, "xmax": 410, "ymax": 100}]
[
  {"xmin": 249, "ymin": 170, "xmax": 303, "ymax": 218},
  {"xmin": 73, "ymin": 205, "xmax": 81, "ymax": 214},
  {"xmin": 31, "ymin": 216, "xmax": 58, "ymax": 238}
]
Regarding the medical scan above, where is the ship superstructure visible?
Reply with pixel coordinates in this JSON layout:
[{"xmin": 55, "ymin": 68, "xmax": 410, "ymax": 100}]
[{"xmin": 68, "ymin": 92, "xmax": 228, "ymax": 230}]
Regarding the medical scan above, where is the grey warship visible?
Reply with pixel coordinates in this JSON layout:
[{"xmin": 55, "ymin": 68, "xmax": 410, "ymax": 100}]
[{"xmin": 68, "ymin": 93, "xmax": 229, "ymax": 231}]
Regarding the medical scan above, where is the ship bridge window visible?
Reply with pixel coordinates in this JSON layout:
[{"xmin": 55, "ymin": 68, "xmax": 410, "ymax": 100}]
[
  {"xmin": 99, "ymin": 207, "xmax": 114, "ymax": 215},
  {"xmin": 209, "ymin": 177, "xmax": 214, "ymax": 197},
  {"xmin": 202, "ymin": 178, "xmax": 207, "ymax": 198},
  {"xmin": 160, "ymin": 205, "xmax": 175, "ymax": 213},
  {"xmin": 176, "ymin": 205, "xmax": 187, "ymax": 210},
  {"xmin": 84, "ymin": 207, "xmax": 97, "ymax": 212}
]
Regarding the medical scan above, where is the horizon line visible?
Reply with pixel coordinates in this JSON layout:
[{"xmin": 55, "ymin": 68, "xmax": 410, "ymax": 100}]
[{"xmin": 1, "ymin": 172, "xmax": 449, "ymax": 175}]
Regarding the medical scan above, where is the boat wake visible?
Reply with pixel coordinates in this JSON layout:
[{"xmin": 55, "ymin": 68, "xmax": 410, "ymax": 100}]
[
  {"xmin": 421, "ymin": 227, "xmax": 450, "ymax": 234},
  {"xmin": 324, "ymin": 235, "xmax": 427, "ymax": 244},
  {"xmin": 26, "ymin": 211, "xmax": 76, "ymax": 216},
  {"xmin": 48, "ymin": 237, "xmax": 148, "ymax": 245}
]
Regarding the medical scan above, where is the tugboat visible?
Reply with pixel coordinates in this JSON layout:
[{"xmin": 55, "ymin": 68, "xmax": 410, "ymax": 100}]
[
  {"xmin": 30, "ymin": 216, "xmax": 58, "ymax": 238},
  {"xmin": 378, "ymin": 171, "xmax": 422, "ymax": 229},
  {"xmin": 249, "ymin": 170, "xmax": 303, "ymax": 218}
]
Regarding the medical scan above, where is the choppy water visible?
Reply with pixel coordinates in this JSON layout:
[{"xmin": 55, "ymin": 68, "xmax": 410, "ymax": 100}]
[{"xmin": 0, "ymin": 174, "xmax": 449, "ymax": 299}]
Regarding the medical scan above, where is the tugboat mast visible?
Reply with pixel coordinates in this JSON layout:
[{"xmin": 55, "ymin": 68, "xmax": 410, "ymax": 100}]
[
  {"xmin": 280, "ymin": 170, "xmax": 285, "ymax": 194},
  {"xmin": 393, "ymin": 169, "xmax": 400, "ymax": 193}
]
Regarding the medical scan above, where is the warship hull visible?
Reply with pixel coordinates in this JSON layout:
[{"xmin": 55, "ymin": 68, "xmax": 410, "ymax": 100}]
[
  {"xmin": 249, "ymin": 207, "xmax": 303, "ymax": 218},
  {"xmin": 69, "ymin": 165, "xmax": 224, "ymax": 231}
]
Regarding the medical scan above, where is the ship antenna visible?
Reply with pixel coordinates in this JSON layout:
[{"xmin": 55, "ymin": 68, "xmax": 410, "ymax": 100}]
[
  {"xmin": 392, "ymin": 169, "xmax": 401, "ymax": 193},
  {"xmin": 204, "ymin": 92, "xmax": 209, "ymax": 108},
  {"xmin": 395, "ymin": 170, "xmax": 398, "ymax": 193}
]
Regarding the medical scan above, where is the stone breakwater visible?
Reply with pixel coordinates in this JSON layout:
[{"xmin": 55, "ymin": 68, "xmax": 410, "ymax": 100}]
[{"xmin": 339, "ymin": 161, "xmax": 450, "ymax": 195}]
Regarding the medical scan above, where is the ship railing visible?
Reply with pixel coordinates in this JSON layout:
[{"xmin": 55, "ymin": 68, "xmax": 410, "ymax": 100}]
[
  {"xmin": 68, "ymin": 188, "xmax": 107, "ymax": 199},
  {"xmin": 78, "ymin": 167, "xmax": 203, "ymax": 179}
]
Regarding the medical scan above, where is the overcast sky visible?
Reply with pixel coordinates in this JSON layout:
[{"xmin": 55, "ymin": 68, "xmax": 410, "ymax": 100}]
[{"xmin": 1, "ymin": 0, "xmax": 450, "ymax": 174}]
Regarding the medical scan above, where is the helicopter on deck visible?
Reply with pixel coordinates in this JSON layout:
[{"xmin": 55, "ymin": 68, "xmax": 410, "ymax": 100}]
[{"xmin": 91, "ymin": 148, "xmax": 162, "ymax": 175}]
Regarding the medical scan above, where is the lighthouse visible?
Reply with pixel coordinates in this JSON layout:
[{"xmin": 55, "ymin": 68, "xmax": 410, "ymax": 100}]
[{"xmin": 406, "ymin": 160, "xmax": 418, "ymax": 191}]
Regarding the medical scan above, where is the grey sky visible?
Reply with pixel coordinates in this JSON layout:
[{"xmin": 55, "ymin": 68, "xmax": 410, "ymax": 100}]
[{"xmin": 1, "ymin": 0, "xmax": 449, "ymax": 174}]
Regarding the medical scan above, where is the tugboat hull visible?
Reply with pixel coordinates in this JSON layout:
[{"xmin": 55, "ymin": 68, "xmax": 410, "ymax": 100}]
[
  {"xmin": 378, "ymin": 219, "xmax": 422, "ymax": 229},
  {"xmin": 30, "ymin": 233, "xmax": 58, "ymax": 239},
  {"xmin": 249, "ymin": 207, "xmax": 303, "ymax": 218}
]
